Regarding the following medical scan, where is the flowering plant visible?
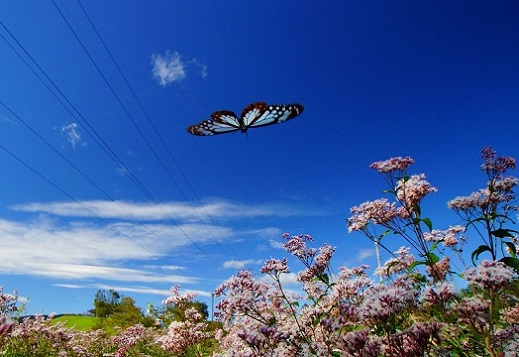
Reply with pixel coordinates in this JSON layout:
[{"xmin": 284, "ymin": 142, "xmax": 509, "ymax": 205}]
[{"xmin": 214, "ymin": 147, "xmax": 519, "ymax": 356}]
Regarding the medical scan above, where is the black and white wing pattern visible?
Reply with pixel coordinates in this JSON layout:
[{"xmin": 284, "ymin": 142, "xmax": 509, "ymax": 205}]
[
  {"xmin": 186, "ymin": 110, "xmax": 241, "ymax": 136},
  {"xmin": 241, "ymin": 102, "xmax": 304, "ymax": 128},
  {"xmin": 186, "ymin": 102, "xmax": 304, "ymax": 136}
]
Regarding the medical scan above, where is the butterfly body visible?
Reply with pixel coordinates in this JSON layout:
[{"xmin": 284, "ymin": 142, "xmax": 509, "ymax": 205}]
[{"xmin": 187, "ymin": 102, "xmax": 304, "ymax": 136}]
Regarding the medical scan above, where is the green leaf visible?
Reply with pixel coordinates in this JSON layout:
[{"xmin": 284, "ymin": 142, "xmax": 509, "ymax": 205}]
[
  {"xmin": 382, "ymin": 189, "xmax": 396, "ymax": 195},
  {"xmin": 491, "ymin": 228, "xmax": 515, "ymax": 238},
  {"xmin": 425, "ymin": 252, "xmax": 440, "ymax": 265},
  {"xmin": 499, "ymin": 257, "xmax": 519, "ymax": 273},
  {"xmin": 409, "ymin": 261, "xmax": 426, "ymax": 270},
  {"xmin": 379, "ymin": 229, "xmax": 391, "ymax": 241},
  {"xmin": 331, "ymin": 351, "xmax": 342, "ymax": 357},
  {"xmin": 320, "ymin": 273, "xmax": 330, "ymax": 285},
  {"xmin": 290, "ymin": 301, "xmax": 300, "ymax": 308},
  {"xmin": 386, "ymin": 261, "xmax": 400, "ymax": 275},
  {"xmin": 413, "ymin": 204, "xmax": 421, "ymax": 216},
  {"xmin": 422, "ymin": 217, "xmax": 433, "ymax": 231},
  {"xmin": 471, "ymin": 245, "xmax": 491, "ymax": 265},
  {"xmin": 503, "ymin": 241, "xmax": 517, "ymax": 257},
  {"xmin": 430, "ymin": 241, "xmax": 440, "ymax": 252}
]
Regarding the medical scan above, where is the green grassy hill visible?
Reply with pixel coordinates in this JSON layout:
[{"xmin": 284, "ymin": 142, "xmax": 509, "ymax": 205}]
[{"xmin": 51, "ymin": 315, "xmax": 98, "ymax": 331}]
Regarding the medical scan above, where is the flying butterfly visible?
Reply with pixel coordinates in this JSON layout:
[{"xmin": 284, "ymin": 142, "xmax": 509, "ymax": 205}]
[{"xmin": 186, "ymin": 102, "xmax": 304, "ymax": 136}]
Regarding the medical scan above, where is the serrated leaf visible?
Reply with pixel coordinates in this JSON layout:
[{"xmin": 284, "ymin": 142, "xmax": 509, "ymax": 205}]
[{"xmin": 471, "ymin": 245, "xmax": 491, "ymax": 265}]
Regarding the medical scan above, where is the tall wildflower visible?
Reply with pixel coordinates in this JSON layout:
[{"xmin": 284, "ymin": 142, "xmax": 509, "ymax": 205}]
[
  {"xmin": 448, "ymin": 147, "xmax": 518, "ymax": 263},
  {"xmin": 348, "ymin": 156, "xmax": 442, "ymax": 280},
  {"xmin": 158, "ymin": 285, "xmax": 211, "ymax": 356}
]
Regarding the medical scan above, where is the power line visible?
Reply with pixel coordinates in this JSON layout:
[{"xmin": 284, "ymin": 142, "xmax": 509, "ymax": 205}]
[
  {"xmin": 0, "ymin": 98, "xmax": 214, "ymax": 275},
  {"xmin": 59, "ymin": 0, "xmax": 241, "ymax": 260},
  {"xmin": 0, "ymin": 18, "xmax": 221, "ymax": 271},
  {"xmin": 0, "ymin": 142, "xmax": 175, "ymax": 269}
]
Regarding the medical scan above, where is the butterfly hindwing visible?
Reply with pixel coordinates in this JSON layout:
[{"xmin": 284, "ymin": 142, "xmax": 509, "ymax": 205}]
[
  {"xmin": 211, "ymin": 110, "xmax": 240, "ymax": 127},
  {"xmin": 240, "ymin": 102, "xmax": 269, "ymax": 127},
  {"xmin": 186, "ymin": 110, "xmax": 240, "ymax": 135}
]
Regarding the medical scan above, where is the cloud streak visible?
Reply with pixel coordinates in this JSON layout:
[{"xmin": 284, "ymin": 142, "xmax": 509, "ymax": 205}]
[
  {"xmin": 11, "ymin": 199, "xmax": 308, "ymax": 221},
  {"xmin": 1, "ymin": 198, "xmax": 315, "ymax": 296},
  {"xmin": 0, "ymin": 217, "xmax": 206, "ymax": 284},
  {"xmin": 223, "ymin": 259, "xmax": 262, "ymax": 270}
]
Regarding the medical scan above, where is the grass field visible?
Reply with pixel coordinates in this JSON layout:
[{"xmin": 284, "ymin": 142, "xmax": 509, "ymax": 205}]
[{"xmin": 51, "ymin": 315, "xmax": 98, "ymax": 331}]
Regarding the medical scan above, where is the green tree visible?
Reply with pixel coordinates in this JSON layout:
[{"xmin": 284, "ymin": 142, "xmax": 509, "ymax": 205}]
[
  {"xmin": 109, "ymin": 296, "xmax": 149, "ymax": 328},
  {"xmin": 93, "ymin": 289, "xmax": 121, "ymax": 317},
  {"xmin": 149, "ymin": 300, "xmax": 209, "ymax": 326}
]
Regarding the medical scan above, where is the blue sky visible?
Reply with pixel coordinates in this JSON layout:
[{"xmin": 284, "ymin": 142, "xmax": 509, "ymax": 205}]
[{"xmin": 1, "ymin": 1, "xmax": 519, "ymax": 315}]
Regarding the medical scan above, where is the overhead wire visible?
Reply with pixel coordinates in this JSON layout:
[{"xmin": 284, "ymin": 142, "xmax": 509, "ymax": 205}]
[
  {"xmin": 0, "ymin": 98, "xmax": 215, "ymax": 276},
  {"xmin": 56, "ymin": 0, "xmax": 241, "ymax": 261},
  {"xmin": 75, "ymin": 0, "xmax": 240, "ymax": 261},
  {"xmin": 0, "ymin": 18, "xmax": 221, "ymax": 271},
  {"xmin": 0, "ymin": 142, "xmax": 177, "ymax": 270},
  {"xmin": 54, "ymin": 0, "xmax": 234, "ymax": 260}
]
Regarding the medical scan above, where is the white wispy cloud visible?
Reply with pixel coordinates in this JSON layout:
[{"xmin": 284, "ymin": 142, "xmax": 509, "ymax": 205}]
[
  {"xmin": 269, "ymin": 239, "xmax": 285, "ymax": 249},
  {"xmin": 259, "ymin": 272, "xmax": 299, "ymax": 287},
  {"xmin": 222, "ymin": 259, "xmax": 262, "ymax": 270},
  {"xmin": 189, "ymin": 58, "xmax": 208, "ymax": 79},
  {"xmin": 93, "ymin": 284, "xmax": 172, "ymax": 297},
  {"xmin": 151, "ymin": 51, "xmax": 208, "ymax": 86},
  {"xmin": 52, "ymin": 283, "xmax": 212, "ymax": 299},
  {"xmin": 60, "ymin": 122, "xmax": 85, "ymax": 149},
  {"xmin": 11, "ymin": 199, "xmax": 308, "ymax": 221},
  {"xmin": 0, "ymin": 218, "xmax": 203, "ymax": 283},
  {"xmin": 2, "ymin": 198, "xmax": 314, "ymax": 287},
  {"xmin": 151, "ymin": 51, "xmax": 186, "ymax": 86},
  {"xmin": 357, "ymin": 248, "xmax": 376, "ymax": 261},
  {"xmin": 53, "ymin": 284, "xmax": 86, "ymax": 289}
]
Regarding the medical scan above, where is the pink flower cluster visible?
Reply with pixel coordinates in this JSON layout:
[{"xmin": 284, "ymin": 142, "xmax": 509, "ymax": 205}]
[
  {"xmin": 423, "ymin": 225, "xmax": 465, "ymax": 247},
  {"xmin": 2, "ymin": 147, "xmax": 519, "ymax": 356},
  {"xmin": 113, "ymin": 324, "xmax": 145, "ymax": 357},
  {"xmin": 370, "ymin": 156, "xmax": 415, "ymax": 173},
  {"xmin": 158, "ymin": 307, "xmax": 209, "ymax": 354},
  {"xmin": 0, "ymin": 287, "xmax": 18, "ymax": 317},
  {"xmin": 348, "ymin": 198, "xmax": 407, "ymax": 232},
  {"xmin": 464, "ymin": 260, "xmax": 514, "ymax": 292},
  {"xmin": 395, "ymin": 173, "xmax": 438, "ymax": 207}
]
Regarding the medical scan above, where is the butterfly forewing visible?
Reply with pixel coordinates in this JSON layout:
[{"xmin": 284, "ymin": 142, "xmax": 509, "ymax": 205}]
[{"xmin": 247, "ymin": 103, "xmax": 304, "ymax": 128}]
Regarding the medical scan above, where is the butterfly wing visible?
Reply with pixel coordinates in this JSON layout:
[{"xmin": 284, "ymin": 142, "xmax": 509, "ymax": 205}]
[
  {"xmin": 186, "ymin": 110, "xmax": 240, "ymax": 136},
  {"xmin": 241, "ymin": 102, "xmax": 304, "ymax": 129}
]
